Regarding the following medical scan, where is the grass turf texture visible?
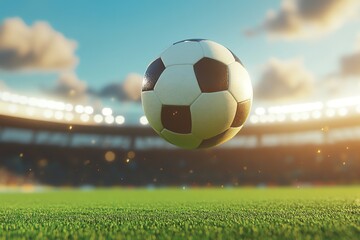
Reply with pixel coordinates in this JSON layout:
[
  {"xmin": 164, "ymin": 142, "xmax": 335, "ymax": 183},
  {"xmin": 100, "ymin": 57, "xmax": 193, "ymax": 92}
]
[{"xmin": 0, "ymin": 187, "xmax": 359, "ymax": 239}]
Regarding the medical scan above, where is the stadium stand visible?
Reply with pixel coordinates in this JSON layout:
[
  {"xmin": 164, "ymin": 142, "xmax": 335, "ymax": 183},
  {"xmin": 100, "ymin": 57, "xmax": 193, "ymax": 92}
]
[{"xmin": 0, "ymin": 91, "xmax": 359, "ymax": 186}]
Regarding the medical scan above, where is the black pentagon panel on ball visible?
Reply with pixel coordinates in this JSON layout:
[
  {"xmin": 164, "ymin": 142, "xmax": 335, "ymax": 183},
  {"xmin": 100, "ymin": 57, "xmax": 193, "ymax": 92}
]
[
  {"xmin": 161, "ymin": 105, "xmax": 192, "ymax": 134},
  {"xmin": 194, "ymin": 57, "xmax": 229, "ymax": 93},
  {"xmin": 231, "ymin": 99, "xmax": 251, "ymax": 127},
  {"xmin": 142, "ymin": 58, "xmax": 165, "ymax": 91},
  {"xmin": 198, "ymin": 130, "xmax": 228, "ymax": 148},
  {"xmin": 228, "ymin": 49, "xmax": 243, "ymax": 66},
  {"xmin": 173, "ymin": 39, "xmax": 206, "ymax": 45}
]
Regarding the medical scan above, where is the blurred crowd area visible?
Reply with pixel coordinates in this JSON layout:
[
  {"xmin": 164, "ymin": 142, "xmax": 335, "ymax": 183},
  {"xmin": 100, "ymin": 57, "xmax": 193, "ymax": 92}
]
[{"xmin": 0, "ymin": 141, "xmax": 358, "ymax": 188}]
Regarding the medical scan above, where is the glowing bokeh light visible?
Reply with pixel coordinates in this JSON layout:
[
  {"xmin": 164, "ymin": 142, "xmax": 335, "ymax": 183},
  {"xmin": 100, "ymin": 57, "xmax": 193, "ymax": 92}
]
[
  {"xmin": 115, "ymin": 115, "xmax": 125, "ymax": 125},
  {"xmin": 94, "ymin": 114, "xmax": 104, "ymax": 123},
  {"xmin": 140, "ymin": 116, "xmax": 148, "ymax": 125},
  {"xmin": 80, "ymin": 114, "xmax": 90, "ymax": 122},
  {"xmin": 104, "ymin": 151, "xmax": 116, "ymax": 162},
  {"xmin": 102, "ymin": 107, "xmax": 113, "ymax": 116},
  {"xmin": 105, "ymin": 115, "xmax": 114, "ymax": 124}
]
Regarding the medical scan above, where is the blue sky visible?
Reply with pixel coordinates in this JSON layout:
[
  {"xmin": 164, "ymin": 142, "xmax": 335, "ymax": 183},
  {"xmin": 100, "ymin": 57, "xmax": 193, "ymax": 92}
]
[
  {"xmin": 0, "ymin": 1, "xmax": 274, "ymax": 89},
  {"xmin": 0, "ymin": 0, "xmax": 360, "ymax": 109}
]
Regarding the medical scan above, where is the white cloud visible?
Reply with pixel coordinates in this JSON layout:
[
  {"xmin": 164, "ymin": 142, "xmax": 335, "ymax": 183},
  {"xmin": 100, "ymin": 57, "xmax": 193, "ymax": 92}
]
[
  {"xmin": 255, "ymin": 58, "xmax": 314, "ymax": 101},
  {"xmin": 340, "ymin": 52, "xmax": 360, "ymax": 77},
  {"xmin": 262, "ymin": 1, "xmax": 303, "ymax": 38},
  {"xmin": 99, "ymin": 73, "xmax": 143, "ymax": 102},
  {"xmin": 51, "ymin": 72, "xmax": 88, "ymax": 101},
  {"xmin": 317, "ymin": 34, "xmax": 360, "ymax": 98},
  {"xmin": 339, "ymin": 35, "xmax": 360, "ymax": 77},
  {"xmin": 122, "ymin": 73, "xmax": 143, "ymax": 101},
  {"xmin": 247, "ymin": 0, "xmax": 360, "ymax": 39},
  {"xmin": 49, "ymin": 72, "xmax": 143, "ymax": 105},
  {"xmin": 297, "ymin": 0, "xmax": 357, "ymax": 27},
  {"xmin": 0, "ymin": 17, "xmax": 78, "ymax": 71}
]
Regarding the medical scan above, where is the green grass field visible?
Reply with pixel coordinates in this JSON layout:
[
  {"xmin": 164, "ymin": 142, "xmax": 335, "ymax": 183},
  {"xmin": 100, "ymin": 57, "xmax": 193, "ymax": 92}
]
[{"xmin": 0, "ymin": 187, "xmax": 359, "ymax": 239}]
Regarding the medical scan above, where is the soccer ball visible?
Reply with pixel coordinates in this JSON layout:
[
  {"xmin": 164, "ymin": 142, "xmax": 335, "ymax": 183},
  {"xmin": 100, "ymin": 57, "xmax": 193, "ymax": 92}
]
[{"xmin": 141, "ymin": 39, "xmax": 252, "ymax": 149}]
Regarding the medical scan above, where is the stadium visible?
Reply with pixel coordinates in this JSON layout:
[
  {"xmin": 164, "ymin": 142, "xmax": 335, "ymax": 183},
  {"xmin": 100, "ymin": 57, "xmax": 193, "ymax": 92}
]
[
  {"xmin": 0, "ymin": 90, "xmax": 359, "ymax": 187},
  {"xmin": 1, "ymin": 1, "xmax": 359, "ymax": 239},
  {"xmin": 0, "ymin": 90, "xmax": 359, "ymax": 239}
]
